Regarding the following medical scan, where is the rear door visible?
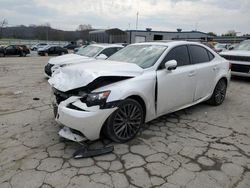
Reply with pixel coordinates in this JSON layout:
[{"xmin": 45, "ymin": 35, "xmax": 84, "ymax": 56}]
[
  {"xmin": 188, "ymin": 45, "xmax": 218, "ymax": 101},
  {"xmin": 156, "ymin": 45, "xmax": 197, "ymax": 116},
  {"xmin": 56, "ymin": 47, "xmax": 62, "ymax": 55}
]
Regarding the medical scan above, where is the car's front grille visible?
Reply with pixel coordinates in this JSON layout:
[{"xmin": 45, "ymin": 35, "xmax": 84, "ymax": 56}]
[
  {"xmin": 44, "ymin": 63, "xmax": 53, "ymax": 76},
  {"xmin": 231, "ymin": 64, "xmax": 250, "ymax": 73},
  {"xmin": 221, "ymin": 55, "xmax": 250, "ymax": 62}
]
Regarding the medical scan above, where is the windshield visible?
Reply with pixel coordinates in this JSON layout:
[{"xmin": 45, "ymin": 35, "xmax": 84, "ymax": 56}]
[
  {"xmin": 76, "ymin": 45, "xmax": 103, "ymax": 57},
  {"xmin": 108, "ymin": 45, "xmax": 167, "ymax": 68},
  {"xmin": 234, "ymin": 40, "xmax": 250, "ymax": 51},
  {"xmin": 40, "ymin": 45, "xmax": 50, "ymax": 50}
]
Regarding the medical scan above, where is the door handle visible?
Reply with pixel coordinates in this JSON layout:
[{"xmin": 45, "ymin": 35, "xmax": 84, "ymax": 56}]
[
  {"xmin": 188, "ymin": 71, "xmax": 196, "ymax": 77},
  {"xmin": 213, "ymin": 66, "xmax": 218, "ymax": 71}
]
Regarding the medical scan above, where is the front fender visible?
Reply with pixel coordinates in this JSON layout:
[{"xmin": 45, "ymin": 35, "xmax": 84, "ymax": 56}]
[{"xmin": 94, "ymin": 72, "xmax": 157, "ymax": 122}]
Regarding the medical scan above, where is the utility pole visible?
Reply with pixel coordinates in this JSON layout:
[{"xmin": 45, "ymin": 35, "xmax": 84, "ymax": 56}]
[
  {"xmin": 135, "ymin": 12, "xmax": 139, "ymax": 43},
  {"xmin": 136, "ymin": 12, "xmax": 139, "ymax": 31}
]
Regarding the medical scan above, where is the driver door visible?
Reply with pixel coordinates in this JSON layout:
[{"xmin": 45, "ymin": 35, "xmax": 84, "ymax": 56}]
[
  {"xmin": 156, "ymin": 45, "xmax": 197, "ymax": 116},
  {"xmin": 49, "ymin": 47, "xmax": 56, "ymax": 55},
  {"xmin": 6, "ymin": 46, "xmax": 16, "ymax": 55}
]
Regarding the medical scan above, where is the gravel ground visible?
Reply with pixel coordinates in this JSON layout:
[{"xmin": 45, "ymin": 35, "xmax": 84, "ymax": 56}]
[{"xmin": 0, "ymin": 56, "xmax": 250, "ymax": 188}]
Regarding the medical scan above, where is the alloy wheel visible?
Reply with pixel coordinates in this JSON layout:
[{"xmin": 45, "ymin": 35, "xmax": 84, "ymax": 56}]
[
  {"xmin": 214, "ymin": 80, "xmax": 226, "ymax": 104},
  {"xmin": 113, "ymin": 103, "xmax": 142, "ymax": 140}
]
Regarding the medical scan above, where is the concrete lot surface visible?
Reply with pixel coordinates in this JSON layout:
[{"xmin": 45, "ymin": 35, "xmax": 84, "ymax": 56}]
[{"xmin": 0, "ymin": 56, "xmax": 250, "ymax": 188}]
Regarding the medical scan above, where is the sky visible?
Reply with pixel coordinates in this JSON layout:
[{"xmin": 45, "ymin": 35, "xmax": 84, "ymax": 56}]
[{"xmin": 0, "ymin": 0, "xmax": 250, "ymax": 35}]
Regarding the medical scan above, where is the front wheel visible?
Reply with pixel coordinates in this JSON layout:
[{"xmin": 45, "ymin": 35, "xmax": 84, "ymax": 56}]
[
  {"xmin": 207, "ymin": 79, "xmax": 227, "ymax": 106},
  {"xmin": 105, "ymin": 99, "xmax": 144, "ymax": 143}
]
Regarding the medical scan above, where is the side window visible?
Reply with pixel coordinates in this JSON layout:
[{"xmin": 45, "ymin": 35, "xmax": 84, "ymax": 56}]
[
  {"xmin": 162, "ymin": 45, "xmax": 190, "ymax": 67},
  {"xmin": 189, "ymin": 45, "xmax": 210, "ymax": 64},
  {"xmin": 49, "ymin": 47, "xmax": 54, "ymax": 52},
  {"xmin": 101, "ymin": 48, "xmax": 117, "ymax": 57},
  {"xmin": 6, "ymin": 46, "xmax": 14, "ymax": 50}
]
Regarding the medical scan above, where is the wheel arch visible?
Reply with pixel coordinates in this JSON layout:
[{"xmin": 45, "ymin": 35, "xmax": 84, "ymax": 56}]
[
  {"xmin": 126, "ymin": 95, "xmax": 146, "ymax": 120},
  {"xmin": 220, "ymin": 77, "xmax": 228, "ymax": 86},
  {"xmin": 100, "ymin": 94, "xmax": 147, "ymax": 139}
]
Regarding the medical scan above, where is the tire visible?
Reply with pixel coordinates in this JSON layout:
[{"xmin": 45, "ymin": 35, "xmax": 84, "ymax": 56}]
[
  {"xmin": 61, "ymin": 52, "xmax": 65, "ymax": 55},
  {"xmin": 207, "ymin": 79, "xmax": 227, "ymax": 106},
  {"xmin": 20, "ymin": 51, "xmax": 24, "ymax": 57},
  {"xmin": 0, "ymin": 52, "xmax": 4, "ymax": 57},
  {"xmin": 105, "ymin": 99, "xmax": 144, "ymax": 143}
]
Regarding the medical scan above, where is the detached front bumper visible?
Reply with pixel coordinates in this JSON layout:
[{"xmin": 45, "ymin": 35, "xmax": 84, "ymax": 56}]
[{"xmin": 55, "ymin": 97, "xmax": 117, "ymax": 141}]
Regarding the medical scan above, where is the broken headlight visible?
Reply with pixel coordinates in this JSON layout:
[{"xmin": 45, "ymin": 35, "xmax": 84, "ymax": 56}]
[{"xmin": 82, "ymin": 91, "xmax": 111, "ymax": 107}]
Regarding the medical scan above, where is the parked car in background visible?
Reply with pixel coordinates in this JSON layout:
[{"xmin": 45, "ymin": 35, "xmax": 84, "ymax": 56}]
[
  {"xmin": 0, "ymin": 45, "xmax": 30, "ymax": 57},
  {"xmin": 30, "ymin": 43, "xmax": 48, "ymax": 51},
  {"xmin": 214, "ymin": 43, "xmax": 231, "ymax": 53},
  {"xmin": 63, "ymin": 43, "xmax": 79, "ymax": 50},
  {"xmin": 49, "ymin": 41, "xmax": 231, "ymax": 143},
  {"xmin": 201, "ymin": 42, "xmax": 216, "ymax": 52},
  {"xmin": 38, "ymin": 45, "xmax": 68, "ymax": 56},
  {"xmin": 73, "ymin": 45, "xmax": 87, "ymax": 53},
  {"xmin": 44, "ymin": 44, "xmax": 123, "ymax": 77},
  {"xmin": 228, "ymin": 43, "xmax": 239, "ymax": 51},
  {"xmin": 220, "ymin": 39, "xmax": 250, "ymax": 77}
]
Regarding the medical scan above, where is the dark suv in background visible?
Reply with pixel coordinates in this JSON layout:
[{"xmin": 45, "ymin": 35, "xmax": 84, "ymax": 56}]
[{"xmin": 38, "ymin": 45, "xmax": 68, "ymax": 56}]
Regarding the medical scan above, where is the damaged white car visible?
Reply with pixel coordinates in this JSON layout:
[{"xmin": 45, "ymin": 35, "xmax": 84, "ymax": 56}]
[
  {"xmin": 49, "ymin": 41, "xmax": 231, "ymax": 143},
  {"xmin": 44, "ymin": 44, "xmax": 123, "ymax": 77}
]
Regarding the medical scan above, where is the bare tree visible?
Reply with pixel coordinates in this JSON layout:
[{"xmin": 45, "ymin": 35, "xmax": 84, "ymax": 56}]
[
  {"xmin": 0, "ymin": 18, "xmax": 8, "ymax": 38},
  {"xmin": 77, "ymin": 24, "xmax": 92, "ymax": 31}
]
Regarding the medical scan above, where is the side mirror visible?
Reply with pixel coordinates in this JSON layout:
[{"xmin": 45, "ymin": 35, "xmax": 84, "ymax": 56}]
[
  {"xmin": 165, "ymin": 60, "xmax": 177, "ymax": 71},
  {"xmin": 228, "ymin": 46, "xmax": 234, "ymax": 50},
  {"xmin": 96, "ymin": 54, "xmax": 108, "ymax": 60}
]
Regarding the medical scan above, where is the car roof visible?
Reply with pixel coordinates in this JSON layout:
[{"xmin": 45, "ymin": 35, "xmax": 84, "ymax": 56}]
[
  {"xmin": 130, "ymin": 40, "xmax": 204, "ymax": 47},
  {"xmin": 91, "ymin": 43, "xmax": 124, "ymax": 48}
]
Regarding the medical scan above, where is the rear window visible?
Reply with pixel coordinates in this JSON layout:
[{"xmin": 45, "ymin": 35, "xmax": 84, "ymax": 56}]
[
  {"xmin": 189, "ymin": 45, "xmax": 210, "ymax": 64},
  {"xmin": 207, "ymin": 50, "xmax": 215, "ymax": 61}
]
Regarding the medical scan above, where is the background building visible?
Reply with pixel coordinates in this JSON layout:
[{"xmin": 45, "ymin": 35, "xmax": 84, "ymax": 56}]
[
  {"xmin": 89, "ymin": 28, "xmax": 214, "ymax": 44},
  {"xmin": 126, "ymin": 29, "xmax": 214, "ymax": 43},
  {"xmin": 89, "ymin": 28, "xmax": 127, "ymax": 43},
  {"xmin": 89, "ymin": 28, "xmax": 250, "ymax": 44}
]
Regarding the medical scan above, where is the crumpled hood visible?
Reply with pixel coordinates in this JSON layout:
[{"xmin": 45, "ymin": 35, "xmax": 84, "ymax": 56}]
[
  {"xmin": 220, "ymin": 50, "xmax": 250, "ymax": 57},
  {"xmin": 48, "ymin": 54, "xmax": 91, "ymax": 65},
  {"xmin": 48, "ymin": 60, "xmax": 144, "ymax": 92}
]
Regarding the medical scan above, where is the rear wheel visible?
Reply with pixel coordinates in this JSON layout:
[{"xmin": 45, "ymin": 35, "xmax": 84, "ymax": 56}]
[
  {"xmin": 207, "ymin": 79, "xmax": 227, "ymax": 106},
  {"xmin": 105, "ymin": 99, "xmax": 144, "ymax": 143}
]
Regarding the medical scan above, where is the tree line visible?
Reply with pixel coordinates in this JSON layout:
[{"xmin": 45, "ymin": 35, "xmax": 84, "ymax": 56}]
[{"xmin": 0, "ymin": 21, "xmax": 94, "ymax": 42}]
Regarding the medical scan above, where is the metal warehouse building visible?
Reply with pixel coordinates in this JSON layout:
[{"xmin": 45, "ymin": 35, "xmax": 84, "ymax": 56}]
[
  {"xmin": 127, "ymin": 29, "xmax": 214, "ymax": 43},
  {"xmin": 89, "ymin": 28, "xmax": 127, "ymax": 43},
  {"xmin": 89, "ymin": 28, "xmax": 214, "ymax": 44}
]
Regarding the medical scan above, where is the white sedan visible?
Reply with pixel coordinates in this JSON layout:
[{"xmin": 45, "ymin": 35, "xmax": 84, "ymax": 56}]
[
  {"xmin": 49, "ymin": 41, "xmax": 231, "ymax": 143},
  {"xmin": 44, "ymin": 44, "xmax": 123, "ymax": 77}
]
